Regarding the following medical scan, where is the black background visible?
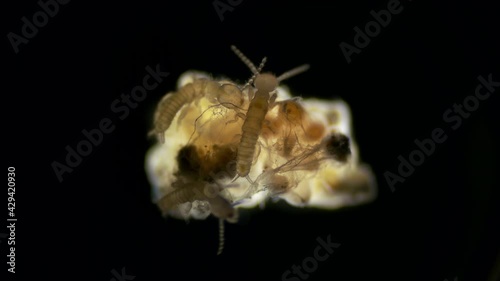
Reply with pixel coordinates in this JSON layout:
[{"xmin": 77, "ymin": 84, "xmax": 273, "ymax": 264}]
[{"xmin": 3, "ymin": 0, "xmax": 499, "ymax": 280}]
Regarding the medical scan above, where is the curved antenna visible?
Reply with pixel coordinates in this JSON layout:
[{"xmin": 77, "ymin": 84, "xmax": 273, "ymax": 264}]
[
  {"xmin": 277, "ymin": 64, "xmax": 310, "ymax": 82},
  {"xmin": 231, "ymin": 45, "xmax": 258, "ymax": 74}
]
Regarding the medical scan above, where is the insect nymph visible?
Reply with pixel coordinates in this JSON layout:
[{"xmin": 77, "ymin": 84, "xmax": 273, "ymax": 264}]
[
  {"xmin": 149, "ymin": 78, "xmax": 243, "ymax": 144},
  {"xmin": 145, "ymin": 46, "xmax": 377, "ymax": 254},
  {"xmin": 230, "ymin": 46, "xmax": 310, "ymax": 180}
]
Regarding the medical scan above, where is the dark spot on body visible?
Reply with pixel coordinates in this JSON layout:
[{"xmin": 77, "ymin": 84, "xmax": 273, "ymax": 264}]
[
  {"xmin": 176, "ymin": 145, "xmax": 201, "ymax": 174},
  {"xmin": 176, "ymin": 144, "xmax": 237, "ymax": 180},
  {"xmin": 325, "ymin": 133, "xmax": 351, "ymax": 162}
]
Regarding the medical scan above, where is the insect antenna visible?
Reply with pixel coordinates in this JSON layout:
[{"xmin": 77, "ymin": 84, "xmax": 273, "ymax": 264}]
[
  {"xmin": 217, "ymin": 218, "xmax": 225, "ymax": 255},
  {"xmin": 277, "ymin": 64, "xmax": 310, "ymax": 83},
  {"xmin": 242, "ymin": 57, "xmax": 267, "ymax": 90},
  {"xmin": 230, "ymin": 45, "xmax": 258, "ymax": 74}
]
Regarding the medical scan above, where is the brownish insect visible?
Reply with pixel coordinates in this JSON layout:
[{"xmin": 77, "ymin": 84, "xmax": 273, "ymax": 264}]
[
  {"xmin": 156, "ymin": 179, "xmax": 237, "ymax": 255},
  {"xmin": 230, "ymin": 46, "xmax": 310, "ymax": 179},
  {"xmin": 150, "ymin": 79, "xmax": 244, "ymax": 144}
]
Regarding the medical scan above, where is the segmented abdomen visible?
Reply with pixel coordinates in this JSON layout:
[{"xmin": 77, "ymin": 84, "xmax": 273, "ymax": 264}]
[
  {"xmin": 157, "ymin": 182, "xmax": 205, "ymax": 211},
  {"xmin": 237, "ymin": 93, "xmax": 269, "ymax": 176},
  {"xmin": 153, "ymin": 80, "xmax": 215, "ymax": 143},
  {"xmin": 157, "ymin": 181, "xmax": 236, "ymax": 222}
]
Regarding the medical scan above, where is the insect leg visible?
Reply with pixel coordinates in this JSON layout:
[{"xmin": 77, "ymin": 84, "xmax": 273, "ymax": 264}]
[{"xmin": 268, "ymin": 91, "xmax": 278, "ymax": 109}]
